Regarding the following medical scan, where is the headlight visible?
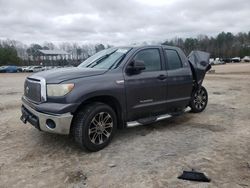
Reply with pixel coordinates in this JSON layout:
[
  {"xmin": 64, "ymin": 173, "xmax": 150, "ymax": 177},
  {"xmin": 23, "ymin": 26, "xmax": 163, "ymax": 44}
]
[{"xmin": 47, "ymin": 84, "xmax": 74, "ymax": 97}]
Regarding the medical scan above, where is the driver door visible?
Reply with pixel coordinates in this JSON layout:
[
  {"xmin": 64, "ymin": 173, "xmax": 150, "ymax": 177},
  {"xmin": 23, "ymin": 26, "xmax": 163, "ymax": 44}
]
[{"xmin": 124, "ymin": 48, "xmax": 167, "ymax": 121}]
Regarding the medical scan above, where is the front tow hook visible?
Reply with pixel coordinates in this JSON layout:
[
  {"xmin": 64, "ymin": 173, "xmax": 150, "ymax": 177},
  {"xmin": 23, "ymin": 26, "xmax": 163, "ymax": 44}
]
[{"xmin": 20, "ymin": 115, "xmax": 29, "ymax": 124}]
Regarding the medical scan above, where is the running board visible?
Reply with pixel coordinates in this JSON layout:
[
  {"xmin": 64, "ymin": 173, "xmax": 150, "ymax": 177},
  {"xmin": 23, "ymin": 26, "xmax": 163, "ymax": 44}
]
[{"xmin": 126, "ymin": 107, "xmax": 190, "ymax": 128}]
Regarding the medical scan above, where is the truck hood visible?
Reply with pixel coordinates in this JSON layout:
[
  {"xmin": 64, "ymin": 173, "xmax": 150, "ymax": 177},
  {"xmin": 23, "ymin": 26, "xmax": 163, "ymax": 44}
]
[
  {"xmin": 188, "ymin": 51, "xmax": 211, "ymax": 86},
  {"xmin": 29, "ymin": 67, "xmax": 106, "ymax": 84}
]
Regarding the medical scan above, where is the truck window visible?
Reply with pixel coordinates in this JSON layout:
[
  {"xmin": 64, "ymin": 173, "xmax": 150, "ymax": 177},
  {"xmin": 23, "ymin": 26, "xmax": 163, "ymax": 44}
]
[
  {"xmin": 165, "ymin": 50, "xmax": 182, "ymax": 70},
  {"xmin": 79, "ymin": 48, "xmax": 131, "ymax": 70},
  {"xmin": 133, "ymin": 49, "xmax": 161, "ymax": 71}
]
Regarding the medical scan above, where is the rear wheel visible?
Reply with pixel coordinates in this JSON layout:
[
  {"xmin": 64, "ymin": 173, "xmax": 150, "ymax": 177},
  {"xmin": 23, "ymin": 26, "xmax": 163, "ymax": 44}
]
[
  {"xmin": 189, "ymin": 86, "xmax": 208, "ymax": 113},
  {"xmin": 73, "ymin": 102, "xmax": 117, "ymax": 152}
]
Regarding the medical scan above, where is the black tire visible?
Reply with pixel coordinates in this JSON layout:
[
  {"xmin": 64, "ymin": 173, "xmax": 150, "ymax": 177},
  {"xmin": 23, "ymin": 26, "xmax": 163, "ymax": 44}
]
[
  {"xmin": 72, "ymin": 102, "xmax": 117, "ymax": 152},
  {"xmin": 189, "ymin": 86, "xmax": 208, "ymax": 113}
]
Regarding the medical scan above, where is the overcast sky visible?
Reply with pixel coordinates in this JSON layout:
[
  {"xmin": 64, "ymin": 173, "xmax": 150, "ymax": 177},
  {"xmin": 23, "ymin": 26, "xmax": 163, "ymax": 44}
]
[{"xmin": 0, "ymin": 0, "xmax": 249, "ymax": 45}]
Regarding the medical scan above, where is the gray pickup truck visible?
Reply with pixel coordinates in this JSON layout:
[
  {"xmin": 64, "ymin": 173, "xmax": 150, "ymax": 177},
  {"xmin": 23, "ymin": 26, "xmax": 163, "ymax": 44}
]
[{"xmin": 20, "ymin": 45, "xmax": 211, "ymax": 151}]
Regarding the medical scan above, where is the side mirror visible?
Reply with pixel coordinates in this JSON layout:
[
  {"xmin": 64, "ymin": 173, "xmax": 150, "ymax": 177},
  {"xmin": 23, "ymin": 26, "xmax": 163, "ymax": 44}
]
[{"xmin": 127, "ymin": 60, "xmax": 146, "ymax": 74}]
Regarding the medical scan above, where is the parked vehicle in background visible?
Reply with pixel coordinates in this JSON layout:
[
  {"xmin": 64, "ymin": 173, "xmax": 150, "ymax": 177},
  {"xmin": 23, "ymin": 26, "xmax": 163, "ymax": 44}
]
[
  {"xmin": 22, "ymin": 66, "xmax": 32, "ymax": 72},
  {"xmin": 209, "ymin": 58, "xmax": 214, "ymax": 65},
  {"xmin": 0, "ymin": 66, "xmax": 7, "ymax": 73},
  {"xmin": 231, "ymin": 57, "xmax": 241, "ymax": 63},
  {"xmin": 24, "ymin": 66, "xmax": 43, "ymax": 72},
  {"xmin": 221, "ymin": 58, "xmax": 232, "ymax": 63},
  {"xmin": 21, "ymin": 66, "xmax": 69, "ymax": 72},
  {"xmin": 25, "ymin": 66, "xmax": 33, "ymax": 72},
  {"xmin": 42, "ymin": 66, "xmax": 51, "ymax": 71},
  {"xmin": 20, "ymin": 45, "xmax": 211, "ymax": 151},
  {"xmin": 0, "ymin": 66, "xmax": 18, "ymax": 73},
  {"xmin": 210, "ymin": 58, "xmax": 225, "ymax": 65},
  {"xmin": 31, "ymin": 66, "xmax": 43, "ymax": 72},
  {"xmin": 17, "ymin": 67, "xmax": 22, "ymax": 72},
  {"xmin": 21, "ymin": 66, "xmax": 28, "ymax": 72},
  {"xmin": 242, "ymin": 56, "xmax": 250, "ymax": 62},
  {"xmin": 3, "ymin": 66, "xmax": 72, "ymax": 73}
]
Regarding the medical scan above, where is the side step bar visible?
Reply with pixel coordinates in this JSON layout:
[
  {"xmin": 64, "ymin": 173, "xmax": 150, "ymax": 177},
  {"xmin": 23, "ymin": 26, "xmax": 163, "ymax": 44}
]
[{"xmin": 126, "ymin": 107, "xmax": 190, "ymax": 128}]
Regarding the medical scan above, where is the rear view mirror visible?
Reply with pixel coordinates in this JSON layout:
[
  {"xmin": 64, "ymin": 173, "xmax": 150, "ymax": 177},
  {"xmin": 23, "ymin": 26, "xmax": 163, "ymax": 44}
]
[{"xmin": 126, "ymin": 60, "xmax": 145, "ymax": 74}]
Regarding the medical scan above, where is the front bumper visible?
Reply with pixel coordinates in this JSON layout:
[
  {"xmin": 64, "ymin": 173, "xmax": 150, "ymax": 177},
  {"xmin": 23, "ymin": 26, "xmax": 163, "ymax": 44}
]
[{"xmin": 21, "ymin": 101, "xmax": 73, "ymax": 135}]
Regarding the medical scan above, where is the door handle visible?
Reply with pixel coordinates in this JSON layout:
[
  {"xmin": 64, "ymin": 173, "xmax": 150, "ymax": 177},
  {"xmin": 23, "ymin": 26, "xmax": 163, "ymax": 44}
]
[{"xmin": 157, "ymin": 74, "xmax": 167, "ymax": 80}]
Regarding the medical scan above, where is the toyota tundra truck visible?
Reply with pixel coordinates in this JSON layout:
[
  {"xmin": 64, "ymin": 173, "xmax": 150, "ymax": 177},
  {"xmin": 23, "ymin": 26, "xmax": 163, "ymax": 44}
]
[{"xmin": 20, "ymin": 45, "xmax": 211, "ymax": 151}]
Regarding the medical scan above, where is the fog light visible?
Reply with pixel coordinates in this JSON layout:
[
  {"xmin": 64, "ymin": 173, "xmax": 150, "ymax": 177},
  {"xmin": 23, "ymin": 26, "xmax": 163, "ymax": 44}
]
[{"xmin": 46, "ymin": 119, "xmax": 56, "ymax": 129}]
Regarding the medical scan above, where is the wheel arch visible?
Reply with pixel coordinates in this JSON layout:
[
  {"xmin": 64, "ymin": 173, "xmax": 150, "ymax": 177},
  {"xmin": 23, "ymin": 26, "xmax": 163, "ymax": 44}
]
[{"xmin": 72, "ymin": 95, "xmax": 125, "ymax": 130}]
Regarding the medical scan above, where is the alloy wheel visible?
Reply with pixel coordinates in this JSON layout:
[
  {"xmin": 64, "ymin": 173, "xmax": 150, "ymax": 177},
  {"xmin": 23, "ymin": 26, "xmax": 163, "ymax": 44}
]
[
  {"xmin": 194, "ymin": 88, "xmax": 207, "ymax": 110},
  {"xmin": 88, "ymin": 112, "xmax": 113, "ymax": 145}
]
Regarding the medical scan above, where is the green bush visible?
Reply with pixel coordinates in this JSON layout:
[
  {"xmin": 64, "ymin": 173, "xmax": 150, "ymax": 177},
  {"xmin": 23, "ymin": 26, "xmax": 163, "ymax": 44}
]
[{"xmin": 0, "ymin": 46, "xmax": 22, "ymax": 66}]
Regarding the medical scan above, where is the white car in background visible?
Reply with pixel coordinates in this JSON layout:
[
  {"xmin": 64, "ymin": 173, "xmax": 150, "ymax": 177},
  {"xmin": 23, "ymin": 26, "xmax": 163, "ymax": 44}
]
[
  {"xmin": 30, "ymin": 66, "xmax": 43, "ymax": 72},
  {"xmin": 231, "ymin": 57, "xmax": 241, "ymax": 63},
  {"xmin": 21, "ymin": 66, "xmax": 28, "ymax": 72},
  {"xmin": 242, "ymin": 56, "xmax": 250, "ymax": 62},
  {"xmin": 22, "ymin": 66, "xmax": 32, "ymax": 72},
  {"xmin": 209, "ymin": 58, "xmax": 224, "ymax": 65}
]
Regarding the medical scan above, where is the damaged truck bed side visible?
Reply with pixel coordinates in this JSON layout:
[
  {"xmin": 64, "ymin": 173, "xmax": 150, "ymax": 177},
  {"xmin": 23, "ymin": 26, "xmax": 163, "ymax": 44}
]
[{"xmin": 20, "ymin": 45, "xmax": 211, "ymax": 151}]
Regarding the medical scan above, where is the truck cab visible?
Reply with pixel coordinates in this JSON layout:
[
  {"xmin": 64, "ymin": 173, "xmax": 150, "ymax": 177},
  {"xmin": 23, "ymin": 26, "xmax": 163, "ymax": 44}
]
[{"xmin": 21, "ymin": 45, "xmax": 210, "ymax": 151}]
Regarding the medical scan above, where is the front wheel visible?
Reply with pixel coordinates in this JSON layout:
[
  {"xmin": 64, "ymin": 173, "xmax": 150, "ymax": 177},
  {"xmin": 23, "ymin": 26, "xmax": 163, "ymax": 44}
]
[
  {"xmin": 72, "ymin": 102, "xmax": 117, "ymax": 152},
  {"xmin": 189, "ymin": 86, "xmax": 208, "ymax": 113}
]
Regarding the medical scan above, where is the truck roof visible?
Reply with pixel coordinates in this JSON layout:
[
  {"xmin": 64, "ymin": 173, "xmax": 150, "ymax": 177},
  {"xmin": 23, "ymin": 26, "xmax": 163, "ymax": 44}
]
[{"xmin": 118, "ymin": 45, "xmax": 181, "ymax": 51}]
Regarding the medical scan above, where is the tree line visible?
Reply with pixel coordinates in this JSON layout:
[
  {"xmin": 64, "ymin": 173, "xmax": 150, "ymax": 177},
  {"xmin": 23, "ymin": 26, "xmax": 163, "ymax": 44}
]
[
  {"xmin": 0, "ymin": 40, "xmax": 107, "ymax": 66},
  {"xmin": 0, "ymin": 31, "xmax": 250, "ymax": 66},
  {"xmin": 162, "ymin": 31, "xmax": 250, "ymax": 58},
  {"xmin": 0, "ymin": 40, "xmax": 22, "ymax": 66}
]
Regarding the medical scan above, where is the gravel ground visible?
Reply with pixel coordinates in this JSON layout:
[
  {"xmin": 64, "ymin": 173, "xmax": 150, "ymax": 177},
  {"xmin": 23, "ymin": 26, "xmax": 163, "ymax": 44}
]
[{"xmin": 0, "ymin": 63, "xmax": 250, "ymax": 188}]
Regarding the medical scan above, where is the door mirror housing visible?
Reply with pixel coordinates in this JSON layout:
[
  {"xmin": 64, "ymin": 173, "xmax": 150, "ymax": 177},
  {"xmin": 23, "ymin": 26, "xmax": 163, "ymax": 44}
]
[{"xmin": 126, "ymin": 60, "xmax": 146, "ymax": 74}]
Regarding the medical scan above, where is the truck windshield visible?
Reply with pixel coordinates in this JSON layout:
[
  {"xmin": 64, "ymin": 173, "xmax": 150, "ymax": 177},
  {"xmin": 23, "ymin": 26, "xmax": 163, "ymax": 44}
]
[{"xmin": 78, "ymin": 47, "xmax": 131, "ymax": 69}]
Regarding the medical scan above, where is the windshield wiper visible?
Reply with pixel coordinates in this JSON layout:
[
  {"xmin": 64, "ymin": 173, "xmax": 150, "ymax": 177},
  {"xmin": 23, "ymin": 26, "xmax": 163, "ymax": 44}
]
[
  {"xmin": 86, "ymin": 50, "xmax": 117, "ymax": 68},
  {"xmin": 86, "ymin": 54, "xmax": 108, "ymax": 68},
  {"xmin": 108, "ymin": 53, "xmax": 126, "ymax": 69}
]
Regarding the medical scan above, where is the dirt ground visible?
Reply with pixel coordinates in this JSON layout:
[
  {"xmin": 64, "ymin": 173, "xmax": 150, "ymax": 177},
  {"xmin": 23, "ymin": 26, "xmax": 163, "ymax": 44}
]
[{"xmin": 0, "ymin": 63, "xmax": 250, "ymax": 188}]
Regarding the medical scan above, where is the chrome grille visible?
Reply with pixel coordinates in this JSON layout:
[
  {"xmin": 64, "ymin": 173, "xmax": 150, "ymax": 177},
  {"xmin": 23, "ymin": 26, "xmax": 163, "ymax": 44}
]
[{"xmin": 24, "ymin": 78, "xmax": 41, "ymax": 103}]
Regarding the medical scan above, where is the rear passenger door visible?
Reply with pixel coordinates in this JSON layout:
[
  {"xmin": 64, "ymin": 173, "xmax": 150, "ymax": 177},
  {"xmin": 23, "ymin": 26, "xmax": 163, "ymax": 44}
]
[{"xmin": 164, "ymin": 49, "xmax": 193, "ymax": 110}]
